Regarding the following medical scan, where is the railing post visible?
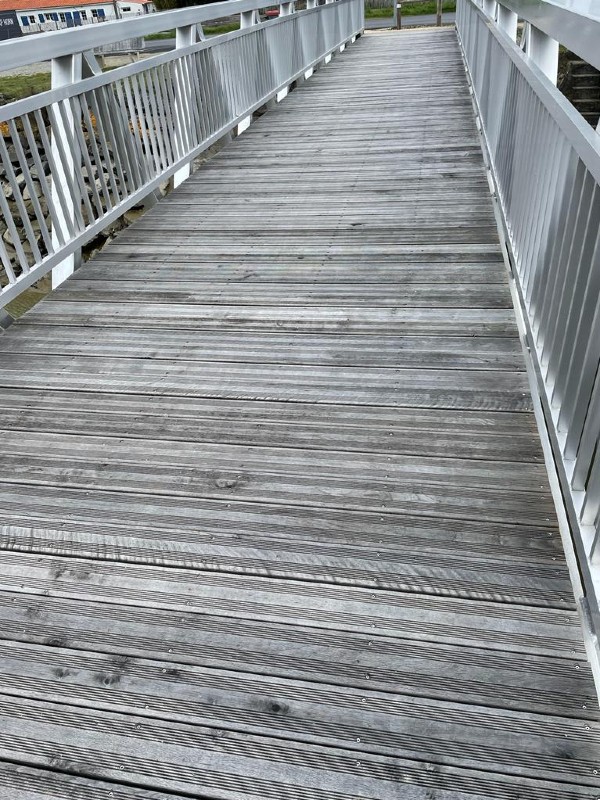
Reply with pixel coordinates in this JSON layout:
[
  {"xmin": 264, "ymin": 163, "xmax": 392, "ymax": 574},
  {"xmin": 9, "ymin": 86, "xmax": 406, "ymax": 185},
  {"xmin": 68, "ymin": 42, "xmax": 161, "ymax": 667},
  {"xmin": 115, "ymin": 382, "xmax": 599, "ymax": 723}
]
[
  {"xmin": 395, "ymin": 3, "xmax": 402, "ymax": 30},
  {"xmin": 496, "ymin": 2, "xmax": 518, "ymax": 41},
  {"xmin": 436, "ymin": 0, "xmax": 442, "ymax": 27},
  {"xmin": 173, "ymin": 24, "xmax": 196, "ymax": 188},
  {"xmin": 51, "ymin": 53, "xmax": 82, "ymax": 289},
  {"xmin": 275, "ymin": 2, "xmax": 296, "ymax": 102},
  {"xmin": 238, "ymin": 10, "xmax": 260, "ymax": 134},
  {"xmin": 305, "ymin": 0, "xmax": 317, "ymax": 78},
  {"xmin": 482, "ymin": 0, "xmax": 496, "ymax": 17},
  {"xmin": 240, "ymin": 9, "xmax": 260, "ymax": 27},
  {"xmin": 525, "ymin": 24, "xmax": 559, "ymax": 85}
]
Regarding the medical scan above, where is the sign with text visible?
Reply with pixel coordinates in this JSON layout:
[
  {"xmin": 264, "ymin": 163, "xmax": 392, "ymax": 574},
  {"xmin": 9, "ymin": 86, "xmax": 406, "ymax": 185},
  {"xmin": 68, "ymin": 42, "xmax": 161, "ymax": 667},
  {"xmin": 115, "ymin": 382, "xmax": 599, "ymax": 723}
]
[{"xmin": 0, "ymin": 11, "xmax": 22, "ymax": 40}]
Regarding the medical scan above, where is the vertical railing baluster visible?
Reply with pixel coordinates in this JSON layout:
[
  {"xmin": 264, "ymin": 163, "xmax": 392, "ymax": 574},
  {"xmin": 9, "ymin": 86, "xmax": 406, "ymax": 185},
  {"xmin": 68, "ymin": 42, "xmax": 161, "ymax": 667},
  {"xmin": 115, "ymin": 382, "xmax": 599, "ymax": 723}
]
[{"xmin": 457, "ymin": 0, "xmax": 600, "ymax": 632}]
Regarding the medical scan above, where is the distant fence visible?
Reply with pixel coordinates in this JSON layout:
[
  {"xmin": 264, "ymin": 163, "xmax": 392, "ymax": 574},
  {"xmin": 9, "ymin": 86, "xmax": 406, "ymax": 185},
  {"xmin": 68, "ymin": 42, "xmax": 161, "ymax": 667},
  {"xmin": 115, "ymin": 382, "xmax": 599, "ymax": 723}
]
[{"xmin": 97, "ymin": 38, "xmax": 145, "ymax": 54}]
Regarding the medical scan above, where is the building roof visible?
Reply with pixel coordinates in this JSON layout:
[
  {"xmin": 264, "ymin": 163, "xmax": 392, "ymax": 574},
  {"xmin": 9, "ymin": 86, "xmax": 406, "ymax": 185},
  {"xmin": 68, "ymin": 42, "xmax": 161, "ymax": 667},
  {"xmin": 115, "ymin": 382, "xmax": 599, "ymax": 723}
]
[{"xmin": 0, "ymin": 0, "xmax": 151, "ymax": 10}]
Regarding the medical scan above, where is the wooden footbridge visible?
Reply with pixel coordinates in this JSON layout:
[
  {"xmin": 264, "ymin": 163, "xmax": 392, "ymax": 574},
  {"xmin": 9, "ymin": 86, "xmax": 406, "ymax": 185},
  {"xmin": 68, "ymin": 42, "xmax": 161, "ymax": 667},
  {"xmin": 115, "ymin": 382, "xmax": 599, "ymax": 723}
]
[{"xmin": 0, "ymin": 1, "xmax": 600, "ymax": 798}]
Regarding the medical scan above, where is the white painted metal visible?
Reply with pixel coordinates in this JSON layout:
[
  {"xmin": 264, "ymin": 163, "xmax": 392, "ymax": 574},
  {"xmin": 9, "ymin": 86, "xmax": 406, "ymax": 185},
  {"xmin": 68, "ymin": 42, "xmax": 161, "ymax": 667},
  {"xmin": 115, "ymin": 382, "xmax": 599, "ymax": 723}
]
[
  {"xmin": 0, "ymin": 0, "xmax": 297, "ymax": 69},
  {"xmin": 525, "ymin": 24, "xmax": 559, "ymax": 84},
  {"xmin": 457, "ymin": 0, "xmax": 600, "ymax": 632},
  {"xmin": 0, "ymin": 0, "xmax": 363, "ymax": 306},
  {"xmin": 496, "ymin": 3, "xmax": 518, "ymax": 39},
  {"xmin": 50, "ymin": 54, "xmax": 82, "ymax": 289},
  {"xmin": 237, "ymin": 8, "xmax": 259, "ymax": 136},
  {"xmin": 495, "ymin": 0, "xmax": 600, "ymax": 71},
  {"xmin": 240, "ymin": 9, "xmax": 259, "ymax": 26},
  {"xmin": 173, "ymin": 24, "xmax": 196, "ymax": 188}
]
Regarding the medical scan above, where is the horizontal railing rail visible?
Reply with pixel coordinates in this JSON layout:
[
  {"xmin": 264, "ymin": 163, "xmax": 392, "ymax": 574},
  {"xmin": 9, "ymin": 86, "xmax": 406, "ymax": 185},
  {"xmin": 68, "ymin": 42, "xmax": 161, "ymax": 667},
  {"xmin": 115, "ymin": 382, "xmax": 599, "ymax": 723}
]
[
  {"xmin": 0, "ymin": 0, "xmax": 363, "ymax": 305},
  {"xmin": 0, "ymin": 0, "xmax": 305, "ymax": 71},
  {"xmin": 457, "ymin": 0, "xmax": 600, "ymax": 632},
  {"xmin": 490, "ymin": 0, "xmax": 600, "ymax": 72}
]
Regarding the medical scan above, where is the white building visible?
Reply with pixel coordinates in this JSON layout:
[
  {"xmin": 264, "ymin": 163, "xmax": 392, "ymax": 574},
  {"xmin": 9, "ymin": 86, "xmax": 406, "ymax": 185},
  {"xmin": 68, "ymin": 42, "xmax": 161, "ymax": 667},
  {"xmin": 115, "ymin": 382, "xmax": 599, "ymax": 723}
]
[{"xmin": 0, "ymin": 0, "xmax": 154, "ymax": 37}]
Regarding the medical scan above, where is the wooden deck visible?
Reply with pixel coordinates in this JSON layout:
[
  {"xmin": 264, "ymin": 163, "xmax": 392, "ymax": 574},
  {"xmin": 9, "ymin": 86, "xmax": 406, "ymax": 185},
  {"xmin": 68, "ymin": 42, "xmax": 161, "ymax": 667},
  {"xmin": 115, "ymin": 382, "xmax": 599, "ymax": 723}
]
[{"xmin": 0, "ymin": 27, "xmax": 598, "ymax": 800}]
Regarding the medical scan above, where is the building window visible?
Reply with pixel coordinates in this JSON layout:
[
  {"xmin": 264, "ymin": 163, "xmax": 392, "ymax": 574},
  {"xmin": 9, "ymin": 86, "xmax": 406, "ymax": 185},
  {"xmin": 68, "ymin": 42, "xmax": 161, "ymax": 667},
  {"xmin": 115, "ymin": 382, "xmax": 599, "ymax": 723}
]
[
  {"xmin": 92, "ymin": 9, "xmax": 98, "ymax": 16},
  {"xmin": 59, "ymin": 12, "xmax": 65, "ymax": 20},
  {"xmin": 29, "ymin": 15, "xmax": 35, "ymax": 22},
  {"xmin": 21, "ymin": 16, "xmax": 29, "ymax": 24},
  {"xmin": 38, "ymin": 14, "xmax": 44, "ymax": 21},
  {"xmin": 121, "ymin": 6, "xmax": 131, "ymax": 10},
  {"xmin": 81, "ymin": 10, "xmax": 87, "ymax": 17}
]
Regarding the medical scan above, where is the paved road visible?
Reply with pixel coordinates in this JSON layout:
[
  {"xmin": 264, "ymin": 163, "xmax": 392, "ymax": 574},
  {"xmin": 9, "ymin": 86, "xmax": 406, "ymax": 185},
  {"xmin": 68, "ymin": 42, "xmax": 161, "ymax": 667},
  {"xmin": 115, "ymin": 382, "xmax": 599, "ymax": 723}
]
[{"xmin": 365, "ymin": 12, "xmax": 456, "ymax": 28}]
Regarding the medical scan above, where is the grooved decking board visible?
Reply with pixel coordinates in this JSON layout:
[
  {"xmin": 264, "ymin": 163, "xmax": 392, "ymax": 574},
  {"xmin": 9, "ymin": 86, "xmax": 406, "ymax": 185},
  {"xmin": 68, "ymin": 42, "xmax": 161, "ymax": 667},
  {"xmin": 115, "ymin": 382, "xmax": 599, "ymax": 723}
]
[
  {"xmin": 16, "ymin": 302, "xmax": 521, "ymax": 335},
  {"xmin": 0, "ymin": 551, "xmax": 586, "ymax": 654},
  {"xmin": 0, "ymin": 389, "xmax": 545, "ymax": 461},
  {"xmin": 43, "ymin": 280, "xmax": 514, "ymax": 307},
  {"xmin": 0, "ymin": 26, "xmax": 598, "ymax": 800},
  {"xmin": 0, "ymin": 326, "xmax": 528, "ymax": 370},
  {"xmin": 0, "ymin": 763, "xmax": 187, "ymax": 800},
  {"xmin": 0, "ymin": 640, "xmax": 597, "ymax": 774},
  {"xmin": 0, "ymin": 353, "xmax": 532, "ymax": 411}
]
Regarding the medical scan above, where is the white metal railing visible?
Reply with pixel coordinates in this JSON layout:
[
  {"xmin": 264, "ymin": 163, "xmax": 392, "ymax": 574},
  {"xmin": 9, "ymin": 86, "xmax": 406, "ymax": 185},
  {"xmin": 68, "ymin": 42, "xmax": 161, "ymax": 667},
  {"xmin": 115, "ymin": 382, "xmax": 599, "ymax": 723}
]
[
  {"xmin": 0, "ymin": 0, "xmax": 363, "ymax": 304},
  {"xmin": 457, "ymin": 0, "xmax": 600, "ymax": 630}
]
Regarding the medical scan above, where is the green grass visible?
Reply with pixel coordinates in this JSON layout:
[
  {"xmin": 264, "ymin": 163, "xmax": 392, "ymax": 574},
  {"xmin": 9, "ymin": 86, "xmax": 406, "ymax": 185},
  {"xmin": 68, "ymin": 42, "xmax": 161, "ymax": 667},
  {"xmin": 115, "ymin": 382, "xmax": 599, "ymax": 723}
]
[
  {"xmin": 365, "ymin": 1, "xmax": 455, "ymax": 18},
  {"xmin": 144, "ymin": 29, "xmax": 175, "ymax": 40},
  {"xmin": 0, "ymin": 73, "xmax": 51, "ymax": 103},
  {"xmin": 145, "ymin": 22, "xmax": 239, "ymax": 40},
  {"xmin": 205, "ymin": 22, "xmax": 239, "ymax": 35}
]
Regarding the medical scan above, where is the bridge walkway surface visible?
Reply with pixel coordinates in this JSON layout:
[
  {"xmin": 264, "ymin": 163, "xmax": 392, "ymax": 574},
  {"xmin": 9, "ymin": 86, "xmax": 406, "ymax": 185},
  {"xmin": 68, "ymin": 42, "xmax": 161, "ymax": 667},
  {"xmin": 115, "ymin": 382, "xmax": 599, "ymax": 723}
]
[{"xmin": 0, "ymin": 27, "xmax": 598, "ymax": 800}]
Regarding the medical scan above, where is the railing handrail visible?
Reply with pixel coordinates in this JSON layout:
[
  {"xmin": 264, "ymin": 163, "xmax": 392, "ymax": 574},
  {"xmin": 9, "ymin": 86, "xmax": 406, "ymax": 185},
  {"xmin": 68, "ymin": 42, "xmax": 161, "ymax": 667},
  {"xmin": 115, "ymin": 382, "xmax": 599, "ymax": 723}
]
[
  {"xmin": 0, "ymin": 0, "xmax": 363, "ymax": 307},
  {"xmin": 0, "ymin": 0, "xmax": 285, "ymax": 71},
  {"xmin": 479, "ymin": 8, "xmax": 600, "ymax": 181},
  {"xmin": 0, "ymin": 15, "xmax": 294, "ymax": 123},
  {"xmin": 484, "ymin": 0, "xmax": 600, "ymax": 70}
]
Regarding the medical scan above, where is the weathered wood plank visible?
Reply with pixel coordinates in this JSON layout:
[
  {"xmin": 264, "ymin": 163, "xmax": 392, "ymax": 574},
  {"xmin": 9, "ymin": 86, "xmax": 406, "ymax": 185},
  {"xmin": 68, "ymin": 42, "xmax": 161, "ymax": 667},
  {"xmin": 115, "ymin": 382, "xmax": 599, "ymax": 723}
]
[
  {"xmin": 0, "ymin": 326, "xmax": 527, "ymax": 371},
  {"xmin": 46, "ymin": 281, "xmax": 514, "ymax": 308},
  {"xmin": 0, "ymin": 389, "xmax": 545, "ymax": 461},
  {"xmin": 18, "ymin": 302, "xmax": 522, "ymax": 336},
  {"xmin": 0, "ymin": 552, "xmax": 583, "ymax": 655},
  {"xmin": 0, "ymin": 559, "xmax": 591, "ymax": 743},
  {"xmin": 2, "ymin": 694, "xmax": 598, "ymax": 800}
]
